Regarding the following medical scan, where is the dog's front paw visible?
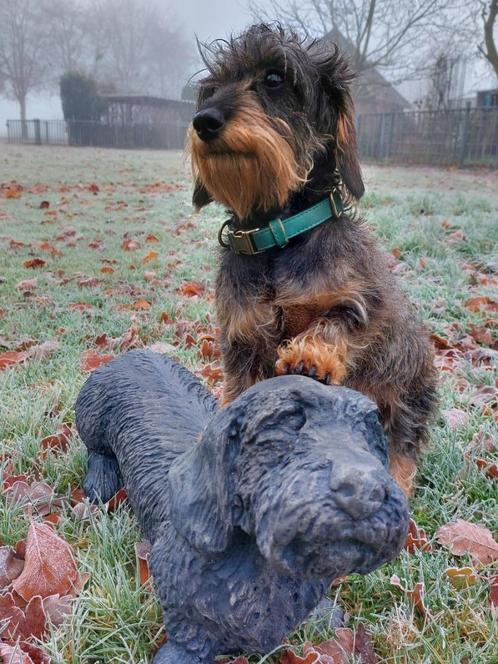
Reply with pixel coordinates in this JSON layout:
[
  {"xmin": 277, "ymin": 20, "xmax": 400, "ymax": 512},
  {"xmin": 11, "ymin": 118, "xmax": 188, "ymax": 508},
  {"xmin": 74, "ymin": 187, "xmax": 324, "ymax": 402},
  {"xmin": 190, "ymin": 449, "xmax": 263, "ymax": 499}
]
[{"xmin": 275, "ymin": 337, "xmax": 347, "ymax": 385}]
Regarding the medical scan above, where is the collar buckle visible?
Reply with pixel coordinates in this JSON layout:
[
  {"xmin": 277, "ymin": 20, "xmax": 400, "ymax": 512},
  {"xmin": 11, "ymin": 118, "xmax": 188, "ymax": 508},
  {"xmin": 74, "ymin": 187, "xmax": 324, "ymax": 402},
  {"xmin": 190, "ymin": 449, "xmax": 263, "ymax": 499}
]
[
  {"xmin": 219, "ymin": 222, "xmax": 262, "ymax": 255},
  {"xmin": 230, "ymin": 228, "xmax": 261, "ymax": 255}
]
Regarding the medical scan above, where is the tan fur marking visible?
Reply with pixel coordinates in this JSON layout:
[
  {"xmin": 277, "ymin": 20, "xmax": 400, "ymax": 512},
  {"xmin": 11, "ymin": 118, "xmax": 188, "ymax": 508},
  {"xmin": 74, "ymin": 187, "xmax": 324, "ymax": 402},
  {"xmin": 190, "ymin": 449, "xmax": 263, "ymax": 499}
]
[
  {"xmin": 389, "ymin": 454, "xmax": 417, "ymax": 497},
  {"xmin": 220, "ymin": 300, "xmax": 277, "ymax": 345},
  {"xmin": 188, "ymin": 93, "xmax": 307, "ymax": 219}
]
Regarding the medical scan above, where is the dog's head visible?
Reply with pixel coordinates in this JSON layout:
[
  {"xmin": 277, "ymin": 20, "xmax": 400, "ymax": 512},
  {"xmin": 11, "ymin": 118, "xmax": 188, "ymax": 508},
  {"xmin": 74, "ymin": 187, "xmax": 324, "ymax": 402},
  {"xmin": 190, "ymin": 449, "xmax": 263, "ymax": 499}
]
[
  {"xmin": 188, "ymin": 23, "xmax": 364, "ymax": 221},
  {"xmin": 169, "ymin": 376, "xmax": 408, "ymax": 580}
]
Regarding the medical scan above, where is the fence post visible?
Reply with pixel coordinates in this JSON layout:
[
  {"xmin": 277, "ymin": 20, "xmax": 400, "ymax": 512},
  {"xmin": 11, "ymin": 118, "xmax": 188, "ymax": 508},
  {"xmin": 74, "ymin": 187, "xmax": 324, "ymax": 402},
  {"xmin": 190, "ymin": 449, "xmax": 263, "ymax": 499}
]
[
  {"xmin": 379, "ymin": 113, "xmax": 387, "ymax": 159},
  {"xmin": 459, "ymin": 102, "xmax": 471, "ymax": 167},
  {"xmin": 34, "ymin": 119, "xmax": 41, "ymax": 145}
]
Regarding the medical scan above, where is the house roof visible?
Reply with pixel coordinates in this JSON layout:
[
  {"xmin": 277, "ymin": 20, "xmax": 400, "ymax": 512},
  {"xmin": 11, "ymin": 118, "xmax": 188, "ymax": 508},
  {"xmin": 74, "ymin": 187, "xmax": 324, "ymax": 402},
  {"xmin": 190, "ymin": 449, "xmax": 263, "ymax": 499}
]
[
  {"xmin": 102, "ymin": 95, "xmax": 194, "ymax": 110},
  {"xmin": 324, "ymin": 28, "xmax": 411, "ymax": 109}
]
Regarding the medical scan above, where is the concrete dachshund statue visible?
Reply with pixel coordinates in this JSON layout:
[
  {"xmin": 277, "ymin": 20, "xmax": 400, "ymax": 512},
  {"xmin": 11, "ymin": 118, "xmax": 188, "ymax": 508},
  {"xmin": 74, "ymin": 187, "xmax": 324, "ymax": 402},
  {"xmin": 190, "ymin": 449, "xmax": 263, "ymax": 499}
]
[{"xmin": 75, "ymin": 350, "xmax": 409, "ymax": 664}]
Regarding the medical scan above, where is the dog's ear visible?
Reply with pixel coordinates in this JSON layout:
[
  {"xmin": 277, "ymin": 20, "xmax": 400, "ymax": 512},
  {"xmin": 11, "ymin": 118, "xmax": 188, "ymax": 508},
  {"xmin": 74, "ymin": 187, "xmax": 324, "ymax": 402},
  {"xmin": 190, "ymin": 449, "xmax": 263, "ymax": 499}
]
[
  {"xmin": 336, "ymin": 97, "xmax": 365, "ymax": 199},
  {"xmin": 310, "ymin": 41, "xmax": 365, "ymax": 200},
  {"xmin": 192, "ymin": 179, "xmax": 213, "ymax": 210},
  {"xmin": 168, "ymin": 411, "xmax": 236, "ymax": 554}
]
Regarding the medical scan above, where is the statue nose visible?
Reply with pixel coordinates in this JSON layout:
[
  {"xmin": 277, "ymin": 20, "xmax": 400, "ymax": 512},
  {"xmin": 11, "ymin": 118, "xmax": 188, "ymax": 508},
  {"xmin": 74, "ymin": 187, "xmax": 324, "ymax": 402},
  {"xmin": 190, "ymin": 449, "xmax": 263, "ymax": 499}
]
[
  {"xmin": 192, "ymin": 108, "xmax": 225, "ymax": 142},
  {"xmin": 330, "ymin": 466, "xmax": 386, "ymax": 519}
]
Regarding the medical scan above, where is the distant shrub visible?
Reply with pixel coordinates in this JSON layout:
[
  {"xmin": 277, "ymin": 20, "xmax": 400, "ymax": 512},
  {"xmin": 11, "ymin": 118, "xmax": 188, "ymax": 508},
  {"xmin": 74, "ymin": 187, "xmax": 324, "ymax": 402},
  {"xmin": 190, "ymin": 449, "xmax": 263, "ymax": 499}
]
[{"xmin": 60, "ymin": 72, "xmax": 108, "ymax": 122}]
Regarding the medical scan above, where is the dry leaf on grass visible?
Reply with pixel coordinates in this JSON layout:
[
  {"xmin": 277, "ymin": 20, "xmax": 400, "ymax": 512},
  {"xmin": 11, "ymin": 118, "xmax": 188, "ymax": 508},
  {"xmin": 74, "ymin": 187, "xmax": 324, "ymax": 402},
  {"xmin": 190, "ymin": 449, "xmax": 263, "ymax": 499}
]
[
  {"xmin": 444, "ymin": 566, "xmax": 477, "ymax": 588},
  {"xmin": 278, "ymin": 650, "xmax": 318, "ymax": 664},
  {"xmin": 13, "ymin": 522, "xmax": 81, "ymax": 600},
  {"xmin": 0, "ymin": 351, "xmax": 29, "ymax": 371},
  {"xmin": 105, "ymin": 487, "xmax": 128, "ymax": 512},
  {"xmin": 490, "ymin": 575, "xmax": 498, "ymax": 610},
  {"xmin": 23, "ymin": 258, "xmax": 46, "ymax": 269},
  {"xmin": 4, "ymin": 481, "xmax": 62, "ymax": 517},
  {"xmin": 40, "ymin": 424, "xmax": 73, "ymax": 453},
  {"xmin": 405, "ymin": 519, "xmax": 432, "ymax": 553},
  {"xmin": 390, "ymin": 575, "xmax": 431, "ymax": 618},
  {"xmin": 80, "ymin": 349, "xmax": 113, "ymax": 372},
  {"xmin": 436, "ymin": 520, "xmax": 498, "ymax": 564},
  {"xmin": 16, "ymin": 278, "xmax": 37, "ymax": 293},
  {"xmin": 135, "ymin": 540, "xmax": 151, "ymax": 585},
  {"xmin": 0, "ymin": 547, "xmax": 25, "ymax": 589},
  {"xmin": 177, "ymin": 281, "xmax": 204, "ymax": 297},
  {"xmin": 0, "ymin": 641, "xmax": 51, "ymax": 664},
  {"xmin": 0, "ymin": 592, "xmax": 47, "ymax": 641},
  {"xmin": 141, "ymin": 250, "xmax": 158, "ymax": 263},
  {"xmin": 442, "ymin": 408, "xmax": 469, "ymax": 429}
]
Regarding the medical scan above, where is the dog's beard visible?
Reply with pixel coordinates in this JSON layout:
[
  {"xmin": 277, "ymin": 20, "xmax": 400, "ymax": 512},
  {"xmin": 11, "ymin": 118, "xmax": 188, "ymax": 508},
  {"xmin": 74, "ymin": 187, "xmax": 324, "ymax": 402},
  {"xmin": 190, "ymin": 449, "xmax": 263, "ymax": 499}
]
[{"xmin": 188, "ymin": 96, "xmax": 308, "ymax": 220}]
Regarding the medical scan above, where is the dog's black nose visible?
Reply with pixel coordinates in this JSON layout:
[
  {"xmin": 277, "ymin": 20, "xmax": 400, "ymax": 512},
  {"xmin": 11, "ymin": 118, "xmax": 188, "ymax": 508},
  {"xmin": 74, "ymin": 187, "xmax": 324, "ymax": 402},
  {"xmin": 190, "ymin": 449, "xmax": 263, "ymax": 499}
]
[{"xmin": 193, "ymin": 108, "xmax": 225, "ymax": 142}]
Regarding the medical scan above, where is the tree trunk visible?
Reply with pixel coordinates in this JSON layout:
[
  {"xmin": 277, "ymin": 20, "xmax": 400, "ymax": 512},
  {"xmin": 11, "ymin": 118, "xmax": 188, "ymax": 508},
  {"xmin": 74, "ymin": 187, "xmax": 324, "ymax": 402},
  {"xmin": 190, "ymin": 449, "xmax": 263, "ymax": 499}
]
[
  {"xmin": 19, "ymin": 94, "xmax": 28, "ymax": 140},
  {"xmin": 483, "ymin": 0, "xmax": 498, "ymax": 79}
]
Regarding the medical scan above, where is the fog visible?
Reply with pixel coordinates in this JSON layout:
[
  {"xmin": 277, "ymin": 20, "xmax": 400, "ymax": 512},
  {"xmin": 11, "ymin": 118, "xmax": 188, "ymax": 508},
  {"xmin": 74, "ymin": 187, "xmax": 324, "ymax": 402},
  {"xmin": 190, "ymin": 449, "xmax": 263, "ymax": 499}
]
[
  {"xmin": 0, "ymin": 0, "xmax": 273, "ymax": 133},
  {"xmin": 0, "ymin": 0, "xmax": 496, "ymax": 135}
]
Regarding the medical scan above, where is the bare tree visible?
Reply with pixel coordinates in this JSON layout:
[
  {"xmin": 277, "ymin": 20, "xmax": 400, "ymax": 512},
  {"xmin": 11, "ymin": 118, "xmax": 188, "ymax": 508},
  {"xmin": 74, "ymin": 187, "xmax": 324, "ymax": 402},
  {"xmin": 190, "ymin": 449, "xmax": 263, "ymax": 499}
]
[
  {"xmin": 251, "ymin": 0, "xmax": 467, "ymax": 82},
  {"xmin": 479, "ymin": 0, "xmax": 498, "ymax": 78},
  {"xmin": 0, "ymin": 0, "xmax": 48, "ymax": 124},
  {"xmin": 43, "ymin": 0, "xmax": 87, "ymax": 75},
  {"xmin": 144, "ymin": 9, "xmax": 193, "ymax": 98},
  {"xmin": 81, "ymin": 0, "xmax": 192, "ymax": 98}
]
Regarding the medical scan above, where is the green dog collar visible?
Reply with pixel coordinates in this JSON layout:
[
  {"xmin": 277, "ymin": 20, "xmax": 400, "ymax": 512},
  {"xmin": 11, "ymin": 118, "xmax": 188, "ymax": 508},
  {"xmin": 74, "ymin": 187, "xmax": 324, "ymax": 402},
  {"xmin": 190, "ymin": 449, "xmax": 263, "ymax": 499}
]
[{"xmin": 219, "ymin": 189, "xmax": 347, "ymax": 256}]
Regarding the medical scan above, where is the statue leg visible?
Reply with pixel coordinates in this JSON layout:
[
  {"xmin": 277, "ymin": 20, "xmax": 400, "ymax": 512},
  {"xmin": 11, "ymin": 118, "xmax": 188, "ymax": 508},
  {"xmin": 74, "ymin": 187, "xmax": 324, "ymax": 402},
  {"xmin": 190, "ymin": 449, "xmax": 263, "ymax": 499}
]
[
  {"xmin": 152, "ymin": 641, "xmax": 209, "ymax": 664},
  {"xmin": 83, "ymin": 451, "xmax": 122, "ymax": 503}
]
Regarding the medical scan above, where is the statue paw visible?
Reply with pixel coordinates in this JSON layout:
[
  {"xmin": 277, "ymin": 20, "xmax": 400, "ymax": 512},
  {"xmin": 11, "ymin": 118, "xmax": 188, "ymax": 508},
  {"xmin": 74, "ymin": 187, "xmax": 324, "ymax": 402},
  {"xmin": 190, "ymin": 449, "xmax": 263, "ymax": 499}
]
[
  {"xmin": 83, "ymin": 452, "xmax": 123, "ymax": 503},
  {"xmin": 275, "ymin": 337, "xmax": 346, "ymax": 385},
  {"xmin": 152, "ymin": 641, "xmax": 206, "ymax": 664}
]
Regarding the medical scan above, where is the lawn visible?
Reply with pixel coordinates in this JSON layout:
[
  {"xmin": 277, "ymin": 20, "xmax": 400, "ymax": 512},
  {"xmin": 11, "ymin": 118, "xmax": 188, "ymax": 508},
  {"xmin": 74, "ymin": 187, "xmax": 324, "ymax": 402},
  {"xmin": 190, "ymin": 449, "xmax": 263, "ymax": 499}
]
[{"xmin": 0, "ymin": 145, "xmax": 497, "ymax": 664}]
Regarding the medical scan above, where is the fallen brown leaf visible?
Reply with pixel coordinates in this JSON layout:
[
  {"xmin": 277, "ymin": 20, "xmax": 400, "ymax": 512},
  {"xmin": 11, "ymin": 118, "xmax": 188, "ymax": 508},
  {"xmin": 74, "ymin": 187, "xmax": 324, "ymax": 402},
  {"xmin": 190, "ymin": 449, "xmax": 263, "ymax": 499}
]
[
  {"xmin": 0, "ymin": 350, "xmax": 29, "ymax": 371},
  {"xmin": 444, "ymin": 566, "xmax": 477, "ymax": 588},
  {"xmin": 81, "ymin": 350, "xmax": 113, "ymax": 372},
  {"xmin": 16, "ymin": 278, "xmax": 38, "ymax": 293},
  {"xmin": 436, "ymin": 519, "xmax": 498, "ymax": 564},
  {"xmin": 106, "ymin": 487, "xmax": 127, "ymax": 512},
  {"xmin": 122, "ymin": 238, "xmax": 140, "ymax": 251},
  {"xmin": 23, "ymin": 258, "xmax": 47, "ymax": 269},
  {"xmin": 442, "ymin": 408, "xmax": 469, "ymax": 429},
  {"xmin": 490, "ymin": 575, "xmax": 498, "ymax": 609},
  {"xmin": 141, "ymin": 250, "xmax": 158, "ymax": 263},
  {"xmin": 0, "ymin": 592, "xmax": 47, "ymax": 640},
  {"xmin": 405, "ymin": 519, "xmax": 432, "ymax": 553},
  {"xmin": 464, "ymin": 296, "xmax": 497, "ymax": 313},
  {"xmin": 0, "ymin": 546, "xmax": 25, "ymax": 589},
  {"xmin": 177, "ymin": 281, "xmax": 204, "ymax": 297},
  {"xmin": 133, "ymin": 299, "xmax": 151, "ymax": 310},
  {"xmin": 13, "ymin": 522, "xmax": 81, "ymax": 600},
  {"xmin": 135, "ymin": 540, "xmax": 151, "ymax": 585},
  {"xmin": 40, "ymin": 424, "xmax": 73, "ymax": 453},
  {"xmin": 390, "ymin": 574, "xmax": 430, "ymax": 618}
]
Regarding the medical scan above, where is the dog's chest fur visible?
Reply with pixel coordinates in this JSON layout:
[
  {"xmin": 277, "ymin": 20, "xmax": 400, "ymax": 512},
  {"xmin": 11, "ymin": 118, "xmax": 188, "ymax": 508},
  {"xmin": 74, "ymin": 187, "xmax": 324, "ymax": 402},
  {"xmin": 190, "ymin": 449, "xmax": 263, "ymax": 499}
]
[{"xmin": 216, "ymin": 224, "xmax": 353, "ymax": 346}]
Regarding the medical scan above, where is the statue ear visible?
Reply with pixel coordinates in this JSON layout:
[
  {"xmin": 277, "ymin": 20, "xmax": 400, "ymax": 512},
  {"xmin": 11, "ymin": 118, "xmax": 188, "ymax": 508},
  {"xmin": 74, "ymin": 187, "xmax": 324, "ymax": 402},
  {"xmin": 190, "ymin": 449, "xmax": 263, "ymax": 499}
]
[
  {"xmin": 192, "ymin": 179, "xmax": 213, "ymax": 210},
  {"xmin": 168, "ymin": 416, "xmax": 235, "ymax": 554}
]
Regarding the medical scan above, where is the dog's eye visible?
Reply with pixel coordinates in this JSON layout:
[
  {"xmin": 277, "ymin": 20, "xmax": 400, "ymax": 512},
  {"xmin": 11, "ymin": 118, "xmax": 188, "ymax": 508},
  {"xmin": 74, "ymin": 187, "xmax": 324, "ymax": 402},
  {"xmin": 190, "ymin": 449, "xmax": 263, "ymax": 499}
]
[
  {"xmin": 263, "ymin": 71, "xmax": 284, "ymax": 89},
  {"xmin": 202, "ymin": 85, "xmax": 218, "ymax": 100}
]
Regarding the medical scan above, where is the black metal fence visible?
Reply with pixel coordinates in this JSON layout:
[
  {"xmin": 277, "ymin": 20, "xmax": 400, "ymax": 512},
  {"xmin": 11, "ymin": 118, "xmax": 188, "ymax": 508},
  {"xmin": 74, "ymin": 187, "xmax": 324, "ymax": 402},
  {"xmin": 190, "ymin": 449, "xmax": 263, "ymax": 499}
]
[
  {"xmin": 6, "ymin": 119, "xmax": 188, "ymax": 150},
  {"xmin": 6, "ymin": 107, "xmax": 498, "ymax": 167},
  {"xmin": 356, "ymin": 106, "xmax": 498, "ymax": 167}
]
